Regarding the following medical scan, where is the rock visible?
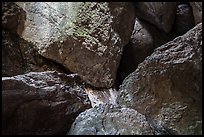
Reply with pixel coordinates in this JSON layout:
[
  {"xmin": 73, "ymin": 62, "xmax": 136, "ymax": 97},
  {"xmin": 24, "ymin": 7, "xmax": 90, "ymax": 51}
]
[
  {"xmin": 116, "ymin": 17, "xmax": 179, "ymax": 83},
  {"xmin": 68, "ymin": 104, "xmax": 154, "ymax": 135},
  {"xmin": 173, "ymin": 3, "xmax": 195, "ymax": 35},
  {"xmin": 2, "ymin": 71, "xmax": 91, "ymax": 135},
  {"xmin": 2, "ymin": 2, "xmax": 72, "ymax": 77},
  {"xmin": 2, "ymin": 30, "xmax": 26, "ymax": 76},
  {"xmin": 134, "ymin": 2, "xmax": 178, "ymax": 33},
  {"xmin": 16, "ymin": 2, "xmax": 135, "ymax": 88},
  {"xmin": 117, "ymin": 23, "xmax": 202, "ymax": 135},
  {"xmin": 2, "ymin": 2, "xmax": 26, "ymax": 34},
  {"xmin": 190, "ymin": 2, "xmax": 202, "ymax": 24},
  {"xmin": 2, "ymin": 29, "xmax": 72, "ymax": 77},
  {"xmin": 116, "ymin": 18, "xmax": 154, "ymax": 82},
  {"xmin": 85, "ymin": 87, "xmax": 118, "ymax": 107}
]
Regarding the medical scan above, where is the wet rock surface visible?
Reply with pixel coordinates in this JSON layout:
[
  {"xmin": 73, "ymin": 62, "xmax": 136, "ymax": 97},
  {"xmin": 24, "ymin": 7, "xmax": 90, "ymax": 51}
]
[
  {"xmin": 117, "ymin": 23, "xmax": 202, "ymax": 135},
  {"xmin": 2, "ymin": 71, "xmax": 91, "ymax": 135},
  {"xmin": 68, "ymin": 104, "xmax": 154, "ymax": 135},
  {"xmin": 16, "ymin": 2, "xmax": 135, "ymax": 88}
]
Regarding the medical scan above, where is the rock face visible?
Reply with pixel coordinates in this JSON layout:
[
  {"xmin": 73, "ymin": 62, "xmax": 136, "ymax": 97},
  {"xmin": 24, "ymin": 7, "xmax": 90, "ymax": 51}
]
[
  {"xmin": 116, "ymin": 17, "xmax": 179, "ymax": 83},
  {"xmin": 190, "ymin": 2, "xmax": 202, "ymax": 24},
  {"xmin": 116, "ymin": 18, "xmax": 154, "ymax": 82},
  {"xmin": 2, "ymin": 29, "xmax": 72, "ymax": 77},
  {"xmin": 173, "ymin": 3, "xmax": 195, "ymax": 35},
  {"xmin": 68, "ymin": 104, "xmax": 154, "ymax": 135},
  {"xmin": 117, "ymin": 23, "xmax": 202, "ymax": 135},
  {"xmin": 16, "ymin": 2, "xmax": 135, "ymax": 88},
  {"xmin": 2, "ymin": 2, "xmax": 26, "ymax": 34},
  {"xmin": 2, "ymin": 71, "xmax": 91, "ymax": 135},
  {"xmin": 134, "ymin": 2, "xmax": 178, "ymax": 33},
  {"xmin": 2, "ymin": 2, "xmax": 72, "ymax": 77}
]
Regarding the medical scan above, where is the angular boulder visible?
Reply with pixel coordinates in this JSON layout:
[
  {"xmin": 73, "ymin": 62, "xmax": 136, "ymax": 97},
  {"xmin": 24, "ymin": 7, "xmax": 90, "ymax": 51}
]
[
  {"xmin": 117, "ymin": 23, "xmax": 202, "ymax": 135},
  {"xmin": 16, "ymin": 2, "xmax": 135, "ymax": 88},
  {"xmin": 2, "ymin": 71, "xmax": 91, "ymax": 135},
  {"xmin": 2, "ymin": 2, "xmax": 71, "ymax": 77},
  {"xmin": 68, "ymin": 104, "xmax": 154, "ymax": 135},
  {"xmin": 134, "ymin": 2, "xmax": 178, "ymax": 33}
]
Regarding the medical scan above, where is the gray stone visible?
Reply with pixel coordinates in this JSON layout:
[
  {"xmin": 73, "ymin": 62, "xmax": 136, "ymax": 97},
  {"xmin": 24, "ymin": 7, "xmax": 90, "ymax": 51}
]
[
  {"xmin": 2, "ymin": 29, "xmax": 72, "ymax": 77},
  {"xmin": 134, "ymin": 2, "xmax": 178, "ymax": 33},
  {"xmin": 2, "ymin": 71, "xmax": 91, "ymax": 135},
  {"xmin": 2, "ymin": 2, "xmax": 71, "ymax": 77},
  {"xmin": 117, "ymin": 17, "xmax": 179, "ymax": 83},
  {"xmin": 117, "ymin": 23, "xmax": 202, "ymax": 135},
  {"xmin": 16, "ymin": 2, "xmax": 135, "ymax": 88},
  {"xmin": 68, "ymin": 104, "xmax": 154, "ymax": 135}
]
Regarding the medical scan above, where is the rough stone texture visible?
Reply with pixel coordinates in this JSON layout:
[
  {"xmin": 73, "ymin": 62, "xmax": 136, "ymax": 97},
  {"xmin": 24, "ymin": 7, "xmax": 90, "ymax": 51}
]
[
  {"xmin": 116, "ymin": 17, "xmax": 179, "ymax": 83},
  {"xmin": 85, "ymin": 87, "xmax": 118, "ymax": 107},
  {"xmin": 2, "ymin": 71, "xmax": 91, "ymax": 135},
  {"xmin": 134, "ymin": 2, "xmax": 178, "ymax": 33},
  {"xmin": 2, "ymin": 29, "xmax": 72, "ymax": 77},
  {"xmin": 2, "ymin": 30, "xmax": 26, "ymax": 76},
  {"xmin": 117, "ymin": 23, "xmax": 202, "ymax": 135},
  {"xmin": 190, "ymin": 2, "xmax": 202, "ymax": 24},
  {"xmin": 68, "ymin": 104, "xmax": 154, "ymax": 135},
  {"xmin": 2, "ymin": 2, "xmax": 72, "ymax": 77},
  {"xmin": 2, "ymin": 2, "xmax": 26, "ymax": 34},
  {"xmin": 173, "ymin": 4, "xmax": 195, "ymax": 35},
  {"xmin": 16, "ymin": 2, "xmax": 135, "ymax": 88}
]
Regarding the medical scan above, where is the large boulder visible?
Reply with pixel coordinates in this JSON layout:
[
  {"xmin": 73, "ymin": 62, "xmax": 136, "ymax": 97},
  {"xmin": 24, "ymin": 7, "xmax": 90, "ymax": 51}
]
[
  {"xmin": 117, "ymin": 23, "xmax": 202, "ymax": 135},
  {"xmin": 68, "ymin": 104, "xmax": 154, "ymax": 135},
  {"xmin": 16, "ymin": 2, "xmax": 135, "ymax": 88},
  {"xmin": 2, "ymin": 71, "xmax": 91, "ymax": 135},
  {"xmin": 2, "ymin": 2, "xmax": 72, "ymax": 77},
  {"xmin": 190, "ymin": 2, "xmax": 202, "ymax": 24},
  {"xmin": 134, "ymin": 2, "xmax": 178, "ymax": 33}
]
